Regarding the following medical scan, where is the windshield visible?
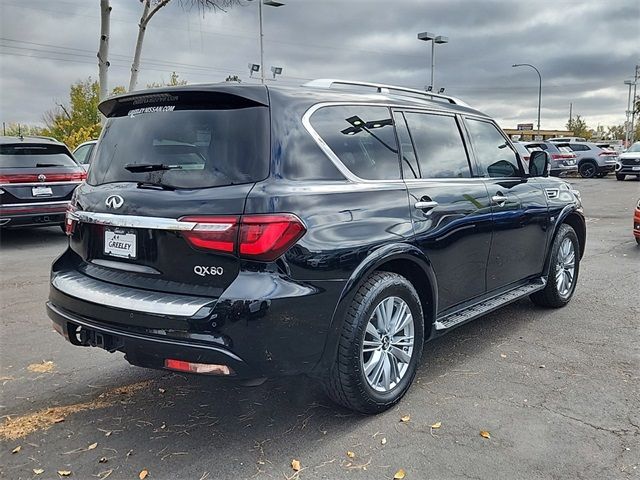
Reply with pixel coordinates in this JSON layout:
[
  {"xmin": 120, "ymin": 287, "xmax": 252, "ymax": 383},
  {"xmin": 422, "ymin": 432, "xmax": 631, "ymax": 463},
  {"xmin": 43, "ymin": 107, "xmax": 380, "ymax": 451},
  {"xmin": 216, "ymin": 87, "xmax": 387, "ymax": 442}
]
[
  {"xmin": 627, "ymin": 142, "xmax": 640, "ymax": 153},
  {"xmin": 0, "ymin": 144, "xmax": 77, "ymax": 168},
  {"xmin": 88, "ymin": 107, "xmax": 269, "ymax": 189}
]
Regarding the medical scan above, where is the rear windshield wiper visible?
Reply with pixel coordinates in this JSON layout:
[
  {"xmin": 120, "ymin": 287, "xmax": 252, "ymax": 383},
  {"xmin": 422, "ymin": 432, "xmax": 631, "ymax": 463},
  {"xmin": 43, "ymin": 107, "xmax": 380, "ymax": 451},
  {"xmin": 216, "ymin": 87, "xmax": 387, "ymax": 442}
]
[
  {"xmin": 124, "ymin": 163, "xmax": 183, "ymax": 173},
  {"xmin": 136, "ymin": 181, "xmax": 175, "ymax": 191}
]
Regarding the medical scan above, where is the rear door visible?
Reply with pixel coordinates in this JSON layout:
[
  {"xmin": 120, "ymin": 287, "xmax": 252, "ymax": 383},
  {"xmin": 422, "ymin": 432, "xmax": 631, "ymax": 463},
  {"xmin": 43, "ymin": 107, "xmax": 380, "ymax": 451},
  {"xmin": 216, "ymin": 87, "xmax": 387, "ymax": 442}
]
[
  {"xmin": 395, "ymin": 110, "xmax": 492, "ymax": 312},
  {"xmin": 463, "ymin": 117, "xmax": 549, "ymax": 291},
  {"xmin": 69, "ymin": 90, "xmax": 271, "ymax": 296}
]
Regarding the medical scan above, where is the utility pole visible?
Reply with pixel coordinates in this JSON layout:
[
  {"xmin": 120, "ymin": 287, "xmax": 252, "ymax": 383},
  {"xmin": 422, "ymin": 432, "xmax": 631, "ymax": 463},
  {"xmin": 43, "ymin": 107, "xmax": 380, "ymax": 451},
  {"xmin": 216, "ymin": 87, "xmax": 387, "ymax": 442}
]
[
  {"xmin": 631, "ymin": 65, "xmax": 639, "ymax": 144},
  {"xmin": 569, "ymin": 102, "xmax": 572, "ymax": 125}
]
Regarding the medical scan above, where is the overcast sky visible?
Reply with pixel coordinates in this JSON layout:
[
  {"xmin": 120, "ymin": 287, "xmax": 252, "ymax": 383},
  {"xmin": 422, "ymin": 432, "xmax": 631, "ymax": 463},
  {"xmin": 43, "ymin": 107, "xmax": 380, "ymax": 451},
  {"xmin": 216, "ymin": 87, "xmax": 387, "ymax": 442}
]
[{"xmin": 1, "ymin": 0, "xmax": 638, "ymax": 130}]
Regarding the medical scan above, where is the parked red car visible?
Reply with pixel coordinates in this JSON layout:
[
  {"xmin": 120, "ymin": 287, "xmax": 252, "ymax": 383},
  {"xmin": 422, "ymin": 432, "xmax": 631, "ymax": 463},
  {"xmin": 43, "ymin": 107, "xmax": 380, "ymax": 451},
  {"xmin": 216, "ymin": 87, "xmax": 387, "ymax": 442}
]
[{"xmin": 634, "ymin": 199, "xmax": 640, "ymax": 245}]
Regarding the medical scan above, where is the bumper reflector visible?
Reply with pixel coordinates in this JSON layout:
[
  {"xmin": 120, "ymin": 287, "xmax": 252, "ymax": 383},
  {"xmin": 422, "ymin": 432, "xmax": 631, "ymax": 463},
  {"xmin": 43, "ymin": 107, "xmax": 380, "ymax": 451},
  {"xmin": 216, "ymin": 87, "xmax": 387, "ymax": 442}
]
[{"xmin": 164, "ymin": 359, "xmax": 233, "ymax": 375}]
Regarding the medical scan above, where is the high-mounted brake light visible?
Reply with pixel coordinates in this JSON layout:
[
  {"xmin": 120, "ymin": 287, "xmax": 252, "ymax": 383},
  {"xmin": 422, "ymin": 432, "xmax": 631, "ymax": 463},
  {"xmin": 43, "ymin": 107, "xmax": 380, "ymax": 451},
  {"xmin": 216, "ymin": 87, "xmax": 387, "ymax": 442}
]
[{"xmin": 179, "ymin": 213, "xmax": 306, "ymax": 261}]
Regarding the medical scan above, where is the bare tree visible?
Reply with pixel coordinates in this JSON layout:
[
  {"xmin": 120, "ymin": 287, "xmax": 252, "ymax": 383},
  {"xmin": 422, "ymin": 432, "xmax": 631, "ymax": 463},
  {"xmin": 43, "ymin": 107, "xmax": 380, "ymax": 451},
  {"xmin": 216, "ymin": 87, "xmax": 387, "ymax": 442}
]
[
  {"xmin": 98, "ymin": 0, "xmax": 112, "ymax": 102},
  {"xmin": 128, "ymin": 0, "xmax": 241, "ymax": 92}
]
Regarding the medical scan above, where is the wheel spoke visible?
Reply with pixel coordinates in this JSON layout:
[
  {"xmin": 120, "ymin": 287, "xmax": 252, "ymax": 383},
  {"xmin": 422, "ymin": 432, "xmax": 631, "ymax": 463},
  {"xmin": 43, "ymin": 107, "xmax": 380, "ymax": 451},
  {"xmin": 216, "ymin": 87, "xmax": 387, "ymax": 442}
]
[
  {"xmin": 388, "ymin": 352, "xmax": 400, "ymax": 384},
  {"xmin": 383, "ymin": 297, "xmax": 395, "ymax": 331},
  {"xmin": 392, "ymin": 311, "xmax": 413, "ymax": 336},
  {"xmin": 364, "ymin": 350, "xmax": 382, "ymax": 376},
  {"xmin": 389, "ymin": 302, "xmax": 407, "ymax": 335},
  {"xmin": 390, "ymin": 345, "xmax": 412, "ymax": 364},
  {"xmin": 365, "ymin": 322, "xmax": 381, "ymax": 341},
  {"xmin": 382, "ymin": 353, "xmax": 391, "ymax": 390}
]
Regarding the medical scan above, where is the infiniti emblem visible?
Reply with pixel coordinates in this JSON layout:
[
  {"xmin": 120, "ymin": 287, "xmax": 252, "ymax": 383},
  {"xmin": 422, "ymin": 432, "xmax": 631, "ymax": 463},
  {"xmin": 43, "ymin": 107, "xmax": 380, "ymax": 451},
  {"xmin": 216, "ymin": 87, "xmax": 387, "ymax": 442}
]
[
  {"xmin": 37, "ymin": 174, "xmax": 46, "ymax": 182},
  {"xmin": 105, "ymin": 194, "xmax": 124, "ymax": 209}
]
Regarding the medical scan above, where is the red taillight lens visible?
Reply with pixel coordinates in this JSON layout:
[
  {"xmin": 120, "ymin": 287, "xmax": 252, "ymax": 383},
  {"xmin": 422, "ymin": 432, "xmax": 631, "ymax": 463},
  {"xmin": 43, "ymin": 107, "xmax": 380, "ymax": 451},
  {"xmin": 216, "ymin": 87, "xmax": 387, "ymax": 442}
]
[
  {"xmin": 65, "ymin": 203, "xmax": 78, "ymax": 236},
  {"xmin": 179, "ymin": 214, "xmax": 306, "ymax": 261},
  {"xmin": 180, "ymin": 216, "xmax": 239, "ymax": 253},
  {"xmin": 164, "ymin": 359, "xmax": 232, "ymax": 375},
  {"xmin": 0, "ymin": 172, "xmax": 86, "ymax": 183},
  {"xmin": 239, "ymin": 214, "xmax": 306, "ymax": 261}
]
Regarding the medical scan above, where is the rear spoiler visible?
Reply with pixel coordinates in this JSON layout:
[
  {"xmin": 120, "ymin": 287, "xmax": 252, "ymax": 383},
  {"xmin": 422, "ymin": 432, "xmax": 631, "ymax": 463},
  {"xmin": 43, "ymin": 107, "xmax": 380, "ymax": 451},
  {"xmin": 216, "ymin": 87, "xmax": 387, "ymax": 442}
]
[{"xmin": 99, "ymin": 84, "xmax": 270, "ymax": 117}]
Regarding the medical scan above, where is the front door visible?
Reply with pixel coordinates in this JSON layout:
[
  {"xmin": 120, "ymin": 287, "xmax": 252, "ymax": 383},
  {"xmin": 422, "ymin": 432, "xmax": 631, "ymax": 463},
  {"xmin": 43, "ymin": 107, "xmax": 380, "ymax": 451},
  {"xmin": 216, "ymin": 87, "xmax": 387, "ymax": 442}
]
[
  {"xmin": 394, "ymin": 110, "xmax": 493, "ymax": 313},
  {"xmin": 463, "ymin": 117, "xmax": 550, "ymax": 291}
]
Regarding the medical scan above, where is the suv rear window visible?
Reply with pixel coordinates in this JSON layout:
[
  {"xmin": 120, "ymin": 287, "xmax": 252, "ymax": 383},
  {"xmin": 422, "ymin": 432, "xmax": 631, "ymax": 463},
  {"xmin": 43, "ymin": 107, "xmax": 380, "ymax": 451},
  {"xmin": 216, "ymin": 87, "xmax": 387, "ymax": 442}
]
[
  {"xmin": 88, "ymin": 107, "xmax": 269, "ymax": 189},
  {"xmin": 0, "ymin": 144, "xmax": 77, "ymax": 168}
]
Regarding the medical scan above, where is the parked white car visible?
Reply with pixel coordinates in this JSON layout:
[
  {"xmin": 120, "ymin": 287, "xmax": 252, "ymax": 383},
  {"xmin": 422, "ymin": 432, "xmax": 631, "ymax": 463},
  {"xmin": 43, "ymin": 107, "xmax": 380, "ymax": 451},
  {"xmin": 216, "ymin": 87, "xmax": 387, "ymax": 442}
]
[{"xmin": 72, "ymin": 140, "xmax": 97, "ymax": 171}]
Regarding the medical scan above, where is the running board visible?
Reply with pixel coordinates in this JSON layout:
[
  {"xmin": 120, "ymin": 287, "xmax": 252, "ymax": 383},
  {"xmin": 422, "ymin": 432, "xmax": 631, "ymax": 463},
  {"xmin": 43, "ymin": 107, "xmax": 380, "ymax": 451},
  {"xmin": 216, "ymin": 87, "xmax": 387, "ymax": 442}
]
[{"xmin": 434, "ymin": 279, "xmax": 546, "ymax": 331}]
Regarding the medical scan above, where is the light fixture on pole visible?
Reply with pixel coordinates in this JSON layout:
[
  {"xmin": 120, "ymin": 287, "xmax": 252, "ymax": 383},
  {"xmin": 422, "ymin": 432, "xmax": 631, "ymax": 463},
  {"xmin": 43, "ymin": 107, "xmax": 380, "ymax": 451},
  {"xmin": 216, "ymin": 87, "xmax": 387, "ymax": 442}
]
[
  {"xmin": 512, "ymin": 63, "xmax": 542, "ymax": 133},
  {"xmin": 417, "ymin": 31, "xmax": 448, "ymax": 90},
  {"xmin": 271, "ymin": 66, "xmax": 283, "ymax": 79},
  {"xmin": 248, "ymin": 0, "xmax": 285, "ymax": 84},
  {"xmin": 248, "ymin": 63, "xmax": 260, "ymax": 78}
]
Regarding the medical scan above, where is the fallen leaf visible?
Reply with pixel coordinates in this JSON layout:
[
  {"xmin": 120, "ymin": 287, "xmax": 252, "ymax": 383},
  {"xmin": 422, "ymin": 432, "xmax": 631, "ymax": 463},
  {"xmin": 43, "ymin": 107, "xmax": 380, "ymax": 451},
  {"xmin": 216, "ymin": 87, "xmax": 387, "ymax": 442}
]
[
  {"xmin": 158, "ymin": 388, "xmax": 166, "ymax": 394},
  {"xmin": 87, "ymin": 442, "xmax": 98, "ymax": 450},
  {"xmin": 52, "ymin": 417, "xmax": 65, "ymax": 424},
  {"xmin": 291, "ymin": 459, "xmax": 301, "ymax": 471},
  {"xmin": 33, "ymin": 468, "xmax": 44, "ymax": 475},
  {"xmin": 431, "ymin": 422, "xmax": 442, "ymax": 429},
  {"xmin": 500, "ymin": 354, "xmax": 507, "ymax": 358},
  {"xmin": 11, "ymin": 445, "xmax": 21, "ymax": 454},
  {"xmin": 99, "ymin": 457, "xmax": 108, "ymax": 464},
  {"xmin": 381, "ymin": 437, "xmax": 387, "ymax": 445},
  {"xmin": 400, "ymin": 415, "xmax": 410, "ymax": 423},
  {"xmin": 104, "ymin": 431, "xmax": 112, "ymax": 437},
  {"xmin": 57, "ymin": 471, "xmax": 72, "ymax": 477},
  {"xmin": 139, "ymin": 470, "xmax": 149, "ymax": 480},
  {"xmin": 346, "ymin": 451, "xmax": 355, "ymax": 458},
  {"xmin": 394, "ymin": 468, "xmax": 406, "ymax": 479},
  {"xmin": 480, "ymin": 430, "xmax": 491, "ymax": 439},
  {"xmin": 539, "ymin": 365, "xmax": 546, "ymax": 369},
  {"xmin": 27, "ymin": 361, "xmax": 55, "ymax": 373}
]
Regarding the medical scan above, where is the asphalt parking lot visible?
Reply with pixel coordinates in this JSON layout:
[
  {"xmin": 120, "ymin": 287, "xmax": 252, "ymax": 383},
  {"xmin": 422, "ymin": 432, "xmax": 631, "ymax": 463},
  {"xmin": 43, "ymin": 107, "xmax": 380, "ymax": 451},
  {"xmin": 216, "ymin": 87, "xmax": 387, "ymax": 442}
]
[{"xmin": 1, "ymin": 176, "xmax": 638, "ymax": 480}]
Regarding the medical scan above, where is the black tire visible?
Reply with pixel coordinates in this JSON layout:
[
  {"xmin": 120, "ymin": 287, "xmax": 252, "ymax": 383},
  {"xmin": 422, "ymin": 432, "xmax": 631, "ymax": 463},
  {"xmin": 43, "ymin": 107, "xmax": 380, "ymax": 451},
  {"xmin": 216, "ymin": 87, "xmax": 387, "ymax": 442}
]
[
  {"xmin": 578, "ymin": 161, "xmax": 597, "ymax": 178},
  {"xmin": 530, "ymin": 224, "xmax": 580, "ymax": 308},
  {"xmin": 616, "ymin": 173, "xmax": 626, "ymax": 181},
  {"xmin": 322, "ymin": 271, "xmax": 424, "ymax": 414}
]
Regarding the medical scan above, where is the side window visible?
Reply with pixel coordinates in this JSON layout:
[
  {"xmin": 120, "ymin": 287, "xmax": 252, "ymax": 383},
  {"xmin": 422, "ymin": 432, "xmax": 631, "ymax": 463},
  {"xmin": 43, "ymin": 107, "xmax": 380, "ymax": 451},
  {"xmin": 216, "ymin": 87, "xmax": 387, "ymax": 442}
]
[
  {"xmin": 73, "ymin": 144, "xmax": 91, "ymax": 164},
  {"xmin": 404, "ymin": 112, "xmax": 471, "ymax": 178},
  {"xmin": 310, "ymin": 105, "xmax": 400, "ymax": 180},
  {"xmin": 393, "ymin": 113, "xmax": 420, "ymax": 179},
  {"xmin": 572, "ymin": 144, "xmax": 589, "ymax": 152},
  {"xmin": 465, "ymin": 119, "xmax": 521, "ymax": 178}
]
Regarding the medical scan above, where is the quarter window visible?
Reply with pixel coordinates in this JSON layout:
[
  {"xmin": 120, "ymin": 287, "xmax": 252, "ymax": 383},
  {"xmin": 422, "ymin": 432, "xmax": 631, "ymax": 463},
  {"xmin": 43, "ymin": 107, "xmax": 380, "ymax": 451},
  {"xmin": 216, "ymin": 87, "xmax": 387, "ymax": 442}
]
[
  {"xmin": 310, "ymin": 106, "xmax": 400, "ymax": 180},
  {"xmin": 465, "ymin": 119, "xmax": 521, "ymax": 178},
  {"xmin": 403, "ymin": 112, "xmax": 471, "ymax": 178}
]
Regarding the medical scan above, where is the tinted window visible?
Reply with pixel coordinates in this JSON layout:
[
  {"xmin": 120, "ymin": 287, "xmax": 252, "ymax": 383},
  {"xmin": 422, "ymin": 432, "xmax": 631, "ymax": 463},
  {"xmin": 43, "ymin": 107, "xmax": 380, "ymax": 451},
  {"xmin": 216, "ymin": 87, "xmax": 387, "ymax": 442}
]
[
  {"xmin": 404, "ymin": 112, "xmax": 470, "ymax": 178},
  {"xmin": 393, "ymin": 113, "xmax": 420, "ymax": 179},
  {"xmin": 310, "ymin": 106, "xmax": 400, "ymax": 180},
  {"xmin": 0, "ymin": 143, "xmax": 78, "ymax": 168},
  {"xmin": 465, "ymin": 119, "xmax": 520, "ymax": 177},
  {"xmin": 88, "ymin": 107, "xmax": 269, "ymax": 189},
  {"xmin": 568, "ymin": 144, "xmax": 590, "ymax": 152},
  {"xmin": 73, "ymin": 144, "xmax": 94, "ymax": 164}
]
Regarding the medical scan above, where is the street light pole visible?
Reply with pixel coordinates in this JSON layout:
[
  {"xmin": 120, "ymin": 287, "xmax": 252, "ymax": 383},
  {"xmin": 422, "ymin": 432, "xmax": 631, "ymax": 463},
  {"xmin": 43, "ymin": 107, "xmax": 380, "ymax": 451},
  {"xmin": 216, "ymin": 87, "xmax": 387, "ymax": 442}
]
[
  {"xmin": 258, "ymin": 0, "xmax": 264, "ymax": 84},
  {"xmin": 512, "ymin": 63, "xmax": 542, "ymax": 133},
  {"xmin": 624, "ymin": 80, "xmax": 634, "ymax": 147},
  {"xmin": 418, "ymin": 32, "xmax": 448, "ymax": 89}
]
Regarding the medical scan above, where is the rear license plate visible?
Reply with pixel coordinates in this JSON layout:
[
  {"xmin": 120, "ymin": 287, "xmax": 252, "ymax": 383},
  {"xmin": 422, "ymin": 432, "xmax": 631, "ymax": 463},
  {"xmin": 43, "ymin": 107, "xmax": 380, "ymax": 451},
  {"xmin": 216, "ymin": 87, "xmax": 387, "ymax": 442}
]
[
  {"xmin": 633, "ymin": 166, "xmax": 640, "ymax": 171},
  {"xmin": 32, "ymin": 186, "xmax": 53, "ymax": 196},
  {"xmin": 104, "ymin": 230, "xmax": 137, "ymax": 259}
]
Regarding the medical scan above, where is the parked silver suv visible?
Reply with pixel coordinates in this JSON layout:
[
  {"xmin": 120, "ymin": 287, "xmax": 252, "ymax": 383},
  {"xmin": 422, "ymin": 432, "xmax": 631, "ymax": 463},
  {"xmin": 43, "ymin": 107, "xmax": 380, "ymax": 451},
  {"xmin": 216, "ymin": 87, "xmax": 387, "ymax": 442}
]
[{"xmin": 556, "ymin": 142, "xmax": 618, "ymax": 178}]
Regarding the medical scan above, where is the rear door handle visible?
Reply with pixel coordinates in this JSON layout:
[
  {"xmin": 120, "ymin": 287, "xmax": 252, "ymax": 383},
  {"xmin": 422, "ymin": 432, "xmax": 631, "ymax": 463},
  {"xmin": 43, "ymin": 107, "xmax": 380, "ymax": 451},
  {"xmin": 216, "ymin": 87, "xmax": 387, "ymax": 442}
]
[
  {"xmin": 491, "ymin": 193, "xmax": 507, "ymax": 206},
  {"xmin": 414, "ymin": 200, "xmax": 439, "ymax": 210}
]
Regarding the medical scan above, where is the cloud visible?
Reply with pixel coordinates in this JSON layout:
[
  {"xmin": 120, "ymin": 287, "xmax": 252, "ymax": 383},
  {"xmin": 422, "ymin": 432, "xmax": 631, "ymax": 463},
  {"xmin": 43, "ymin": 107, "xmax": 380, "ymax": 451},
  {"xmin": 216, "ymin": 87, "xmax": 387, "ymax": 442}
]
[{"xmin": 0, "ymin": 0, "xmax": 638, "ymax": 131}]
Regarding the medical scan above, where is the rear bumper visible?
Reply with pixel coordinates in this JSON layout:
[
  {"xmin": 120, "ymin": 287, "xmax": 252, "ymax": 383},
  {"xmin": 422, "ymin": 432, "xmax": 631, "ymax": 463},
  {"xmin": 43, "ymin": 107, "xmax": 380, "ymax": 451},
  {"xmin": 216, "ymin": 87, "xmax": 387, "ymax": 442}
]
[
  {"xmin": 0, "ymin": 201, "xmax": 68, "ymax": 228},
  {"xmin": 47, "ymin": 301, "xmax": 256, "ymax": 377},
  {"xmin": 550, "ymin": 164, "xmax": 578, "ymax": 176},
  {"xmin": 47, "ymin": 255, "xmax": 343, "ymax": 378},
  {"xmin": 598, "ymin": 164, "xmax": 616, "ymax": 173}
]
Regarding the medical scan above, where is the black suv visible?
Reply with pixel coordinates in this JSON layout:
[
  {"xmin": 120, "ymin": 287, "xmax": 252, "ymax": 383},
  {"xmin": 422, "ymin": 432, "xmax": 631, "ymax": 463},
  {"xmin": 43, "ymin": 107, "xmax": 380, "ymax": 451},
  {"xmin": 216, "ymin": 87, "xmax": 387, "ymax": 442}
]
[
  {"xmin": 47, "ymin": 80, "xmax": 586, "ymax": 413},
  {"xmin": 1, "ymin": 136, "xmax": 86, "ymax": 230}
]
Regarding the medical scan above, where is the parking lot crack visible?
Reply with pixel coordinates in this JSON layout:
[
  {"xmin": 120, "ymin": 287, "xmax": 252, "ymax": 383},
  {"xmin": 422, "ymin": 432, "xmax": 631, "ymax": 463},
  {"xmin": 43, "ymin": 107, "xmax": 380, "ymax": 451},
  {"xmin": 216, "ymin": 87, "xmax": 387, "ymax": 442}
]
[{"xmin": 541, "ymin": 405, "xmax": 638, "ymax": 437}]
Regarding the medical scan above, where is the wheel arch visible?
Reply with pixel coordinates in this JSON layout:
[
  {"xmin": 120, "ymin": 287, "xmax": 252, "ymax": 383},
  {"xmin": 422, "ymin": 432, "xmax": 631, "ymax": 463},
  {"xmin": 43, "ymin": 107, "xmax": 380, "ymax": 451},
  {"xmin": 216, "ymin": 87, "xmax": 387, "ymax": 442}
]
[
  {"xmin": 312, "ymin": 243, "xmax": 438, "ymax": 376},
  {"xmin": 543, "ymin": 206, "xmax": 586, "ymax": 277}
]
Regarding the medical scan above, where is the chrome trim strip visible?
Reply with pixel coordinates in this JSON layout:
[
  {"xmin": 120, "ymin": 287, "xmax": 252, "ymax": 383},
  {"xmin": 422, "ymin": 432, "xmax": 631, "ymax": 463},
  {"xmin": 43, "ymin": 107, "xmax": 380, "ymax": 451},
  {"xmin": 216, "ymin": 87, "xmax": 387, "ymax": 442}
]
[
  {"xmin": 74, "ymin": 211, "xmax": 198, "ymax": 230},
  {"xmin": 1, "ymin": 200, "xmax": 70, "ymax": 207},
  {"xmin": 52, "ymin": 270, "xmax": 213, "ymax": 316},
  {"xmin": 0, "ymin": 181, "xmax": 83, "ymax": 187}
]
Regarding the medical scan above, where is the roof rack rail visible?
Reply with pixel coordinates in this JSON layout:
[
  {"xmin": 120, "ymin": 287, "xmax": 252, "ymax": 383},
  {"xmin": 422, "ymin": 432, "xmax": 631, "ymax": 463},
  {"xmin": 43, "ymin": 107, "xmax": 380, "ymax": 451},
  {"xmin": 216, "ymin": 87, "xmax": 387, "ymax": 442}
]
[{"xmin": 303, "ymin": 79, "xmax": 470, "ymax": 107}]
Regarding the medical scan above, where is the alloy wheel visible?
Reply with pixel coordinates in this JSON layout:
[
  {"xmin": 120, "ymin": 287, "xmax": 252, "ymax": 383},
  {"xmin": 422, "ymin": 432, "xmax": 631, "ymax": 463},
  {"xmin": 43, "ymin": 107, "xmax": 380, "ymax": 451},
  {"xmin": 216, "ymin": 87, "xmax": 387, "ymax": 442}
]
[
  {"xmin": 555, "ymin": 238, "xmax": 576, "ymax": 298},
  {"xmin": 361, "ymin": 296, "xmax": 414, "ymax": 393}
]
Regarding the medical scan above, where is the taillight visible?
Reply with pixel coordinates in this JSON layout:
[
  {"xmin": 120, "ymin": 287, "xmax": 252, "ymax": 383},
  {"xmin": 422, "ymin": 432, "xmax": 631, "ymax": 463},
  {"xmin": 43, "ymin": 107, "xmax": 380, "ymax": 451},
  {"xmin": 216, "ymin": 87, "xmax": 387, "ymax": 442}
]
[
  {"xmin": 599, "ymin": 152, "xmax": 617, "ymax": 156},
  {"xmin": 181, "ymin": 216, "xmax": 239, "ymax": 253},
  {"xmin": 164, "ymin": 359, "xmax": 232, "ymax": 375},
  {"xmin": 65, "ymin": 203, "xmax": 78, "ymax": 236},
  {"xmin": 179, "ymin": 214, "xmax": 306, "ymax": 261},
  {"xmin": 239, "ymin": 214, "xmax": 306, "ymax": 261},
  {"xmin": 0, "ymin": 172, "xmax": 86, "ymax": 183}
]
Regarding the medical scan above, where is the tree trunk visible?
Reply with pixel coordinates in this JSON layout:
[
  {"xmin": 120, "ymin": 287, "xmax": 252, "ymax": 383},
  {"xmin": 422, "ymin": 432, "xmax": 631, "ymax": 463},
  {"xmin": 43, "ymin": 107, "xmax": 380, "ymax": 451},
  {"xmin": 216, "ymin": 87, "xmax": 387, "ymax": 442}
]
[
  {"xmin": 128, "ymin": 0, "xmax": 152, "ymax": 92},
  {"xmin": 98, "ymin": 0, "xmax": 111, "ymax": 102}
]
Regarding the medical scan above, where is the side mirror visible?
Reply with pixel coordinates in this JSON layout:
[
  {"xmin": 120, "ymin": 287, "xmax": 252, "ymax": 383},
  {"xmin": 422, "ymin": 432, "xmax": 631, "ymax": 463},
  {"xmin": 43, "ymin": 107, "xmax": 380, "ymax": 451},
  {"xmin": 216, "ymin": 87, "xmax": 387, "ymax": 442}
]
[{"xmin": 529, "ymin": 150, "xmax": 549, "ymax": 177}]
